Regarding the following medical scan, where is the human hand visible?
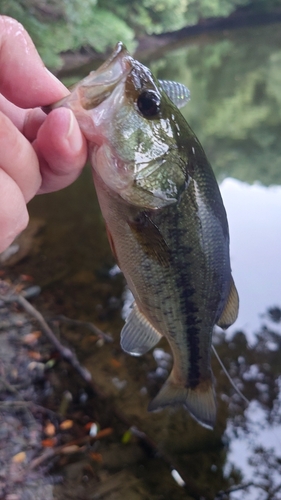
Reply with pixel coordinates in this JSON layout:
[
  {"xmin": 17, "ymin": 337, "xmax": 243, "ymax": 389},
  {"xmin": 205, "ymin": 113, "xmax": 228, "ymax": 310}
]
[{"xmin": 0, "ymin": 16, "xmax": 88, "ymax": 253}]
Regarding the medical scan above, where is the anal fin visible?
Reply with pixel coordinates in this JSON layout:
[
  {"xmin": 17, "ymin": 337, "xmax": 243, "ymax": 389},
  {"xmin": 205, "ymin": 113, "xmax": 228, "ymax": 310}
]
[{"xmin": 121, "ymin": 302, "xmax": 162, "ymax": 356}]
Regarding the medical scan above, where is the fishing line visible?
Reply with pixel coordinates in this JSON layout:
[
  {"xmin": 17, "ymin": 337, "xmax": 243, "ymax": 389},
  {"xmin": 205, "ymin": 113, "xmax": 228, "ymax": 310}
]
[
  {"xmin": 213, "ymin": 346, "xmax": 281, "ymax": 464},
  {"xmin": 212, "ymin": 345, "xmax": 250, "ymax": 406}
]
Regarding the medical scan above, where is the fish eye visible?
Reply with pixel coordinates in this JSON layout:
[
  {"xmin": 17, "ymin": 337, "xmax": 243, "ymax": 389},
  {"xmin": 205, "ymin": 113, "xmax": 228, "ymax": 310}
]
[{"xmin": 137, "ymin": 90, "xmax": 161, "ymax": 117}]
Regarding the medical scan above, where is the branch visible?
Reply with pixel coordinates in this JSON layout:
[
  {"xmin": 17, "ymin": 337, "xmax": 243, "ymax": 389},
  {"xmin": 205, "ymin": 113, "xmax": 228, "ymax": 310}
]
[
  {"xmin": 52, "ymin": 314, "xmax": 113, "ymax": 343},
  {"xmin": 0, "ymin": 289, "xmax": 105, "ymax": 396},
  {"xmin": 215, "ymin": 482, "xmax": 254, "ymax": 498},
  {"xmin": 29, "ymin": 427, "xmax": 113, "ymax": 470}
]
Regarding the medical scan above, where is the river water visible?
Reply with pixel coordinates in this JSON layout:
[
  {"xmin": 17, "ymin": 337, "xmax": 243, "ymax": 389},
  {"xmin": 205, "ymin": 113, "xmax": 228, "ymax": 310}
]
[{"xmin": 10, "ymin": 22, "xmax": 281, "ymax": 500}]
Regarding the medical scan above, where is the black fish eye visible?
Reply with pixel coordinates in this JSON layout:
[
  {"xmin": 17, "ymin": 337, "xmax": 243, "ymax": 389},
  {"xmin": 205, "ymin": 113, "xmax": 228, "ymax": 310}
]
[{"xmin": 137, "ymin": 90, "xmax": 161, "ymax": 117}]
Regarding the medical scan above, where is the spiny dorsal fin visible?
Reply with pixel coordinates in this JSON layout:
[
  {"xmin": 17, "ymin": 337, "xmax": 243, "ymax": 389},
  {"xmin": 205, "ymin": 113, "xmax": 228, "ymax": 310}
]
[
  {"xmin": 216, "ymin": 276, "xmax": 239, "ymax": 329},
  {"xmin": 121, "ymin": 302, "xmax": 162, "ymax": 356},
  {"xmin": 159, "ymin": 80, "xmax": 190, "ymax": 109}
]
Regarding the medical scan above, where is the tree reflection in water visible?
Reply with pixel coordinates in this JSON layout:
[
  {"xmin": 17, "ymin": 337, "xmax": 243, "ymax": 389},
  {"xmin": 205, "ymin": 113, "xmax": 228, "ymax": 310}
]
[{"xmin": 214, "ymin": 306, "xmax": 281, "ymax": 499}]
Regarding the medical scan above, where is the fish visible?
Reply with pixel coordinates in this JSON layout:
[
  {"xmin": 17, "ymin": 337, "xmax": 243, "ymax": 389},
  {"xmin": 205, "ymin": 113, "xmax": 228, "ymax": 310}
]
[{"xmin": 46, "ymin": 42, "xmax": 239, "ymax": 429}]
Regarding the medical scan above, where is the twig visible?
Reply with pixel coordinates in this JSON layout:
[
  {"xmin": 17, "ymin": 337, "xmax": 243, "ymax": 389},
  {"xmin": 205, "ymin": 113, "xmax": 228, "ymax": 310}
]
[
  {"xmin": 29, "ymin": 427, "xmax": 113, "ymax": 470},
  {"xmin": 215, "ymin": 481, "xmax": 254, "ymax": 498},
  {"xmin": 0, "ymin": 375, "xmax": 20, "ymax": 395},
  {"xmin": 0, "ymin": 400, "xmax": 59, "ymax": 418},
  {"xmin": 0, "ymin": 291, "xmax": 93, "ymax": 382},
  {"xmin": 128, "ymin": 424, "xmax": 213, "ymax": 500},
  {"xmin": 53, "ymin": 315, "xmax": 113, "ymax": 343},
  {"xmin": 0, "ymin": 282, "xmax": 215, "ymax": 498}
]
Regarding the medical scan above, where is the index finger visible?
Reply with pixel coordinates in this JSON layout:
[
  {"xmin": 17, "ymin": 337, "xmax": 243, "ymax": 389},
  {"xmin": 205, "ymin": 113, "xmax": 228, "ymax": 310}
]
[{"xmin": 0, "ymin": 16, "xmax": 68, "ymax": 108}]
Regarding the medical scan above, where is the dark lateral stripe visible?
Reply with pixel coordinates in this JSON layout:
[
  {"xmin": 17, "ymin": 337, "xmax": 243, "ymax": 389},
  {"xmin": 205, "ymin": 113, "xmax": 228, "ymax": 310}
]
[
  {"xmin": 185, "ymin": 323, "xmax": 201, "ymax": 388},
  {"xmin": 170, "ymin": 226, "xmax": 202, "ymax": 389}
]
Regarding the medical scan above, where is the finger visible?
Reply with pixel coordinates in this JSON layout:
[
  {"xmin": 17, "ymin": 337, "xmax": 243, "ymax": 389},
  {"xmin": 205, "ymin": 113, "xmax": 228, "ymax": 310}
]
[
  {"xmin": 35, "ymin": 108, "xmax": 87, "ymax": 194},
  {"xmin": 23, "ymin": 108, "xmax": 47, "ymax": 142},
  {"xmin": 0, "ymin": 94, "xmax": 26, "ymax": 130},
  {"xmin": 0, "ymin": 16, "xmax": 68, "ymax": 107},
  {"xmin": 0, "ymin": 169, "xmax": 29, "ymax": 253},
  {"xmin": 0, "ymin": 112, "xmax": 41, "ymax": 202},
  {"xmin": 0, "ymin": 94, "xmax": 47, "ymax": 141}
]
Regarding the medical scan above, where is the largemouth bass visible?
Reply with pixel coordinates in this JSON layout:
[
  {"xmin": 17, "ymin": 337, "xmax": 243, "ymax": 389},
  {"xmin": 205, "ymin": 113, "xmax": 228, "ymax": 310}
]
[{"xmin": 47, "ymin": 43, "xmax": 239, "ymax": 429}]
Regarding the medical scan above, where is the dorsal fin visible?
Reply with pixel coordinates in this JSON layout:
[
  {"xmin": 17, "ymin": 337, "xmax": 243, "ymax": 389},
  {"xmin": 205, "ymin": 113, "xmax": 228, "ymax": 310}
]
[{"xmin": 159, "ymin": 80, "xmax": 190, "ymax": 109}]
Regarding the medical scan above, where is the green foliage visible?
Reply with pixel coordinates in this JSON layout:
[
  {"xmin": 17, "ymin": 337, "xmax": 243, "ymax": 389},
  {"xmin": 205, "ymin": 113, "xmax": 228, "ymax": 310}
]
[
  {"xmin": 2, "ymin": 0, "xmax": 281, "ymax": 187},
  {"xmin": 100, "ymin": 0, "xmax": 189, "ymax": 35},
  {"xmin": 0, "ymin": 0, "xmax": 135, "ymax": 69},
  {"xmin": 184, "ymin": 0, "xmax": 249, "ymax": 25},
  {"xmin": 1, "ymin": 0, "xmax": 279, "ymax": 70},
  {"xmin": 151, "ymin": 25, "xmax": 281, "ymax": 186},
  {"xmin": 184, "ymin": 0, "xmax": 281, "ymax": 25}
]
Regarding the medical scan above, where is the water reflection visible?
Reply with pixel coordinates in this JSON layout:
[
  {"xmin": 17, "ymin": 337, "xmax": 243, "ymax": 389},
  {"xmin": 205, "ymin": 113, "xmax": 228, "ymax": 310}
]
[
  {"xmin": 3, "ymin": 21, "xmax": 281, "ymax": 500},
  {"xmin": 117, "ymin": 178, "xmax": 281, "ymax": 499},
  {"xmin": 227, "ymin": 399, "xmax": 281, "ymax": 500},
  {"xmin": 220, "ymin": 178, "xmax": 281, "ymax": 340},
  {"xmin": 150, "ymin": 23, "xmax": 281, "ymax": 186},
  {"xmin": 213, "ymin": 303, "xmax": 281, "ymax": 499}
]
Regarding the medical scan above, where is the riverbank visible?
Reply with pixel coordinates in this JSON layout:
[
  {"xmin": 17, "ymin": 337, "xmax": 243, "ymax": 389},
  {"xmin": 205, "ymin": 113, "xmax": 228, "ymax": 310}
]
[
  {"xmin": 57, "ymin": 6, "xmax": 281, "ymax": 77},
  {"xmin": 0, "ymin": 276, "xmax": 218, "ymax": 500}
]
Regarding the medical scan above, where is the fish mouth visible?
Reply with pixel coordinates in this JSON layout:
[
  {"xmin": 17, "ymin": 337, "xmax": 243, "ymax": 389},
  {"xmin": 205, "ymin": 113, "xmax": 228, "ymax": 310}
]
[{"xmin": 43, "ymin": 42, "xmax": 133, "ymax": 114}]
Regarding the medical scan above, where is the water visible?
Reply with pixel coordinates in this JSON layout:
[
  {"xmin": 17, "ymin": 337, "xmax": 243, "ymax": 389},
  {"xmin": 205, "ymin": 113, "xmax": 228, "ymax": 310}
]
[{"xmin": 11, "ymin": 23, "xmax": 281, "ymax": 500}]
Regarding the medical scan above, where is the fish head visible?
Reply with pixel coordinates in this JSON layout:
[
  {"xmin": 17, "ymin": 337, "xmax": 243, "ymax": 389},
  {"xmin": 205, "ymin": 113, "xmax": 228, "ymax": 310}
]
[{"xmin": 48, "ymin": 42, "xmax": 189, "ymax": 209}]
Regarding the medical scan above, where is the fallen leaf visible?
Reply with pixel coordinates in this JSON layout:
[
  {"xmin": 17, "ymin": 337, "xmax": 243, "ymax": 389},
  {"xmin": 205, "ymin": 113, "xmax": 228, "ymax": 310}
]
[
  {"xmin": 61, "ymin": 445, "xmax": 81, "ymax": 454},
  {"xmin": 20, "ymin": 274, "xmax": 34, "ymax": 282},
  {"xmin": 95, "ymin": 428, "xmax": 113, "ymax": 439},
  {"xmin": 89, "ymin": 452, "xmax": 103, "ymax": 462},
  {"xmin": 44, "ymin": 422, "xmax": 56, "ymax": 437},
  {"xmin": 22, "ymin": 331, "xmax": 41, "ymax": 345},
  {"xmin": 122, "ymin": 430, "xmax": 132, "ymax": 444},
  {"xmin": 60, "ymin": 419, "xmax": 73, "ymax": 431},
  {"xmin": 12, "ymin": 451, "xmax": 26, "ymax": 463},
  {"xmin": 84, "ymin": 421, "xmax": 95, "ymax": 431},
  {"xmin": 28, "ymin": 351, "xmax": 42, "ymax": 361},
  {"xmin": 110, "ymin": 358, "xmax": 122, "ymax": 369},
  {"xmin": 41, "ymin": 438, "xmax": 57, "ymax": 447}
]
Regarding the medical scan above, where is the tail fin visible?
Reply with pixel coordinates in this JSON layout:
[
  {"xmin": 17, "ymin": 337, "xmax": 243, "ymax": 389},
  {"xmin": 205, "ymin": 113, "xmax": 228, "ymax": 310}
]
[{"xmin": 148, "ymin": 373, "xmax": 216, "ymax": 430}]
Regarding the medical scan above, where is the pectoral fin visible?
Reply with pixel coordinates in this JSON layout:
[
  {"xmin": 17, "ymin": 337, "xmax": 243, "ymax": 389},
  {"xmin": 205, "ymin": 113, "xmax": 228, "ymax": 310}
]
[
  {"xmin": 105, "ymin": 224, "xmax": 120, "ymax": 266},
  {"xmin": 121, "ymin": 302, "xmax": 162, "ymax": 356},
  {"xmin": 217, "ymin": 276, "xmax": 239, "ymax": 329},
  {"xmin": 128, "ymin": 213, "xmax": 171, "ymax": 267}
]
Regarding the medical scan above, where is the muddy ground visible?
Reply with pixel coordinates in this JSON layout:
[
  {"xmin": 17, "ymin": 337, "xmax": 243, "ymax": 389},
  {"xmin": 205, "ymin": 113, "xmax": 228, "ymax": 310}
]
[{"xmin": 0, "ymin": 275, "xmax": 231, "ymax": 500}]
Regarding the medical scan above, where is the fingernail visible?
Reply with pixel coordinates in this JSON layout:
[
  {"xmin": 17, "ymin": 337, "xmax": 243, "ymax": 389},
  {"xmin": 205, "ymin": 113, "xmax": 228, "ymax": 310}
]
[
  {"xmin": 44, "ymin": 67, "xmax": 67, "ymax": 92},
  {"xmin": 66, "ymin": 109, "xmax": 84, "ymax": 152},
  {"xmin": 45, "ymin": 67, "xmax": 59, "ymax": 81}
]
